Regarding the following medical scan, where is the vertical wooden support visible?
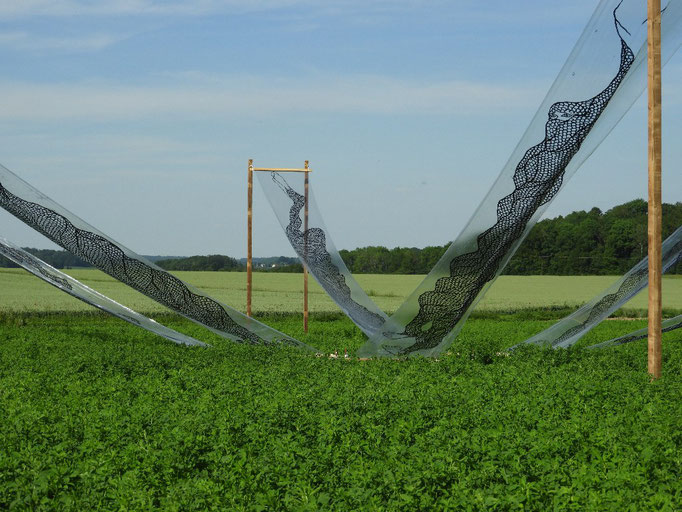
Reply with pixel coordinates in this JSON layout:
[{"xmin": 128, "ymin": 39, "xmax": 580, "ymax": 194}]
[
  {"xmin": 648, "ymin": 0, "xmax": 662, "ymax": 379},
  {"xmin": 248, "ymin": 160, "xmax": 310, "ymax": 327},
  {"xmin": 303, "ymin": 160, "xmax": 309, "ymax": 333},
  {"xmin": 247, "ymin": 159, "xmax": 253, "ymax": 317}
]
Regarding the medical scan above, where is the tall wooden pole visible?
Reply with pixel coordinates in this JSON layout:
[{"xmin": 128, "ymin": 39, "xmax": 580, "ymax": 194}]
[
  {"xmin": 648, "ymin": 0, "xmax": 662, "ymax": 379},
  {"xmin": 303, "ymin": 160, "xmax": 309, "ymax": 333},
  {"xmin": 247, "ymin": 159, "xmax": 253, "ymax": 317}
]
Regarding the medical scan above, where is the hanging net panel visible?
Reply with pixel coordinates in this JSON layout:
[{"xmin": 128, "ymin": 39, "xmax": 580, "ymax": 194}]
[
  {"xmin": 0, "ymin": 165, "xmax": 318, "ymax": 352},
  {"xmin": 0, "ymin": 237, "xmax": 207, "ymax": 347}
]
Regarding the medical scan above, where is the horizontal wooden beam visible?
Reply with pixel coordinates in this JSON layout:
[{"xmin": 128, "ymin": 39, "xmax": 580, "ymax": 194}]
[{"xmin": 251, "ymin": 167, "xmax": 312, "ymax": 173}]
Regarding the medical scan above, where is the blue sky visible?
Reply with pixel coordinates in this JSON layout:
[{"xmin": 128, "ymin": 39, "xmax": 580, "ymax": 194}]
[{"xmin": 1, "ymin": 0, "xmax": 681, "ymax": 258}]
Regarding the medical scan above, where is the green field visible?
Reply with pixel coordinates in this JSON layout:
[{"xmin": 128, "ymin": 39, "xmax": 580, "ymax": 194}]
[
  {"xmin": 3, "ymin": 268, "xmax": 682, "ymax": 315},
  {"xmin": 1, "ymin": 271, "xmax": 681, "ymax": 510}
]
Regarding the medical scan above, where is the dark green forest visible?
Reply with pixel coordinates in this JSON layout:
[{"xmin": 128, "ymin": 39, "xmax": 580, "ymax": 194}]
[
  {"xmin": 154, "ymin": 254, "xmax": 242, "ymax": 272},
  {"xmin": 0, "ymin": 248, "xmax": 90, "ymax": 270},
  {"xmin": 505, "ymin": 199, "xmax": 682, "ymax": 275},
  {"xmin": 155, "ymin": 255, "xmax": 302, "ymax": 273},
  {"xmin": 341, "ymin": 199, "xmax": 682, "ymax": 275},
  {"xmin": 3, "ymin": 199, "xmax": 682, "ymax": 275}
]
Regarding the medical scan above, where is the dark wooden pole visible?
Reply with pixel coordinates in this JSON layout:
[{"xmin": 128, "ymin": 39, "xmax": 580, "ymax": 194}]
[
  {"xmin": 303, "ymin": 160, "xmax": 309, "ymax": 333},
  {"xmin": 247, "ymin": 159, "xmax": 253, "ymax": 317},
  {"xmin": 648, "ymin": 0, "xmax": 662, "ymax": 379}
]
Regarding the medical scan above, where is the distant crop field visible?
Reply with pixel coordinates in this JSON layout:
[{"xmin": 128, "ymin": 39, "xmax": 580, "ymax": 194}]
[{"xmin": 2, "ymin": 268, "xmax": 682, "ymax": 315}]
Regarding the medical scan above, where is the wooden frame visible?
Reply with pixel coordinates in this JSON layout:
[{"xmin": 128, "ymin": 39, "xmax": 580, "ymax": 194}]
[{"xmin": 247, "ymin": 159, "xmax": 312, "ymax": 332}]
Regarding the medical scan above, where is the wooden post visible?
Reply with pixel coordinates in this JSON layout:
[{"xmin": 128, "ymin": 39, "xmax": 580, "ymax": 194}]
[
  {"xmin": 648, "ymin": 0, "xmax": 662, "ymax": 379},
  {"xmin": 303, "ymin": 160, "xmax": 309, "ymax": 333},
  {"xmin": 247, "ymin": 159, "xmax": 253, "ymax": 317},
  {"xmin": 248, "ymin": 161, "xmax": 311, "ymax": 328}
]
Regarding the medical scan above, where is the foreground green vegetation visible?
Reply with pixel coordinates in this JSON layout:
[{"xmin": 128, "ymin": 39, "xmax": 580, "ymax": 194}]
[
  {"xmin": 1, "ymin": 311, "xmax": 681, "ymax": 510},
  {"xmin": 1, "ymin": 273, "xmax": 681, "ymax": 509}
]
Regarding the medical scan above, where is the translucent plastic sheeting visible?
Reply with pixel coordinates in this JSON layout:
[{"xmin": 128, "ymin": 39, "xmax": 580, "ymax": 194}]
[
  {"xmin": 0, "ymin": 164, "xmax": 317, "ymax": 352},
  {"xmin": 0, "ymin": 237, "xmax": 207, "ymax": 347},
  {"xmin": 516, "ymin": 226, "xmax": 682, "ymax": 349},
  {"xmin": 356, "ymin": 0, "xmax": 682, "ymax": 358},
  {"xmin": 257, "ymin": 171, "xmax": 388, "ymax": 336},
  {"xmin": 588, "ymin": 315, "xmax": 682, "ymax": 349}
]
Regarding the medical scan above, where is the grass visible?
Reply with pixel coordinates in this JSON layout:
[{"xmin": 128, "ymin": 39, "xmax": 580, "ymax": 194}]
[
  {"xmin": 2, "ymin": 268, "xmax": 682, "ymax": 316},
  {"xmin": 1, "ymin": 272, "xmax": 681, "ymax": 509},
  {"xmin": 0, "ymin": 312, "xmax": 681, "ymax": 510}
]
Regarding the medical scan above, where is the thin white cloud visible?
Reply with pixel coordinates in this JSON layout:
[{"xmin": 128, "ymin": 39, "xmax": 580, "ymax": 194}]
[
  {"xmin": 0, "ymin": 30, "xmax": 124, "ymax": 52},
  {"xmin": 0, "ymin": 0, "xmax": 596, "ymax": 25},
  {"xmin": 0, "ymin": 0, "xmax": 424, "ymax": 18},
  {"xmin": 0, "ymin": 0, "xmax": 206, "ymax": 18},
  {"xmin": 0, "ymin": 76, "xmax": 540, "ymax": 120}
]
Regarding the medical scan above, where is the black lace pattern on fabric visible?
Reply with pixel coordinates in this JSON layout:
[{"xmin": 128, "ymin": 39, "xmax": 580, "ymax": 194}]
[
  {"xmin": 612, "ymin": 321, "xmax": 682, "ymax": 346},
  {"xmin": 546, "ymin": 238, "xmax": 682, "ymax": 346},
  {"xmin": 0, "ymin": 242, "xmax": 73, "ymax": 291},
  {"xmin": 272, "ymin": 172, "xmax": 386, "ymax": 332},
  {"xmin": 0, "ymin": 183, "xmax": 277, "ymax": 346},
  {"xmin": 551, "ymin": 268, "xmax": 648, "ymax": 346},
  {"xmin": 395, "ymin": 11, "xmax": 636, "ymax": 354}
]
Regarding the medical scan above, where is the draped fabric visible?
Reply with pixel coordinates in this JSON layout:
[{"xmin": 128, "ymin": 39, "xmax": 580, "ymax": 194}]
[
  {"xmin": 589, "ymin": 315, "xmax": 682, "ymax": 349},
  {"xmin": 3, "ymin": 1, "xmax": 682, "ymax": 357},
  {"xmin": 516, "ymin": 226, "xmax": 682, "ymax": 349},
  {"xmin": 361, "ymin": 0, "xmax": 682, "ymax": 358},
  {"xmin": 0, "ymin": 237, "xmax": 207, "ymax": 347},
  {"xmin": 258, "ymin": 0, "xmax": 682, "ymax": 357},
  {"xmin": 0, "ymin": 165, "xmax": 317, "ymax": 352},
  {"xmin": 256, "ymin": 171, "xmax": 387, "ymax": 336}
]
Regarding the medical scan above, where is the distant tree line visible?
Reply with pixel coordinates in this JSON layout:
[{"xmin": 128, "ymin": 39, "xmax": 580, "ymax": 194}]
[
  {"xmin": 3, "ymin": 199, "xmax": 682, "ymax": 275},
  {"xmin": 505, "ymin": 199, "xmax": 682, "ymax": 275},
  {"xmin": 155, "ymin": 255, "xmax": 242, "ymax": 272},
  {"xmin": 155, "ymin": 255, "xmax": 304, "ymax": 273},
  {"xmin": 0, "ymin": 248, "xmax": 90, "ymax": 269},
  {"xmin": 339, "ymin": 244, "xmax": 448, "ymax": 275},
  {"xmin": 337, "ymin": 199, "xmax": 682, "ymax": 275}
]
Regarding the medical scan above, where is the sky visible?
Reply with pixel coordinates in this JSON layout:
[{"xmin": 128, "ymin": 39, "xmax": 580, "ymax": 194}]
[{"xmin": 1, "ymin": 0, "xmax": 681, "ymax": 258}]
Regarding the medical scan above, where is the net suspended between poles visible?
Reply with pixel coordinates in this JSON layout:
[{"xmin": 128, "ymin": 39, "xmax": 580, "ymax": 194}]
[
  {"xmin": 0, "ymin": 165, "xmax": 317, "ymax": 353},
  {"xmin": 0, "ymin": 237, "xmax": 207, "ymax": 347},
  {"xmin": 513, "ymin": 225, "xmax": 682, "ymax": 350},
  {"xmin": 260, "ymin": 0, "xmax": 682, "ymax": 358},
  {"xmin": 256, "ymin": 171, "xmax": 388, "ymax": 336},
  {"xmin": 261, "ymin": 168, "xmax": 682, "ymax": 353}
]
